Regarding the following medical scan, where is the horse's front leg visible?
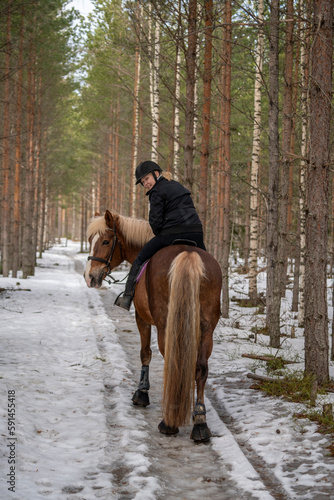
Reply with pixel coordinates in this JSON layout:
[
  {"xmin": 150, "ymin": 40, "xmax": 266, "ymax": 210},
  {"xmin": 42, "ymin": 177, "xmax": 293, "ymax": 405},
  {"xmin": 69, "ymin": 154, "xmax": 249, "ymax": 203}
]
[
  {"xmin": 132, "ymin": 311, "xmax": 152, "ymax": 407},
  {"xmin": 191, "ymin": 341, "xmax": 212, "ymax": 443}
]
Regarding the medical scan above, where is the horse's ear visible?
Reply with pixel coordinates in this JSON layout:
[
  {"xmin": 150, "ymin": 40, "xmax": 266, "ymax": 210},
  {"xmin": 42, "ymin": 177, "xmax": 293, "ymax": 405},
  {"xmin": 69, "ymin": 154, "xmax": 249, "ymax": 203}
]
[
  {"xmin": 105, "ymin": 210, "xmax": 114, "ymax": 228},
  {"xmin": 95, "ymin": 211, "xmax": 101, "ymax": 217}
]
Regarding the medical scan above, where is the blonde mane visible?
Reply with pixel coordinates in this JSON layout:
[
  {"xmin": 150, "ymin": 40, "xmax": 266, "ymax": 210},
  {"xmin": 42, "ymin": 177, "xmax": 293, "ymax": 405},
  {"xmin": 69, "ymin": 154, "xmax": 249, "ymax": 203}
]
[{"xmin": 87, "ymin": 210, "xmax": 154, "ymax": 247}]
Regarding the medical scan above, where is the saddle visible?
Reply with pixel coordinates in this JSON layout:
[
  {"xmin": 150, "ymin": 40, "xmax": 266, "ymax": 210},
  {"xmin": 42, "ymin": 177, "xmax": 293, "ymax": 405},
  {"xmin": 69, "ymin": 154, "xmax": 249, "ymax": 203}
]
[{"xmin": 171, "ymin": 239, "xmax": 197, "ymax": 247}]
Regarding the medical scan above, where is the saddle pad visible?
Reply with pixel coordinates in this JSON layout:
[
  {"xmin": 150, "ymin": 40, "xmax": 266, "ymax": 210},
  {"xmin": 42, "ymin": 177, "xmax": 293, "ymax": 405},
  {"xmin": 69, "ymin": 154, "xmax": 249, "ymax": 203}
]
[{"xmin": 136, "ymin": 261, "xmax": 149, "ymax": 283}]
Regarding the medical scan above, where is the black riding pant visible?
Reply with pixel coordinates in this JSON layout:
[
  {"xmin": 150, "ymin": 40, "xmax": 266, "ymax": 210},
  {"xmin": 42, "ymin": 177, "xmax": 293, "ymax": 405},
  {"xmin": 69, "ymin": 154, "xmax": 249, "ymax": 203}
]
[
  {"xmin": 124, "ymin": 232, "xmax": 206, "ymax": 295},
  {"xmin": 136, "ymin": 232, "xmax": 206, "ymax": 267}
]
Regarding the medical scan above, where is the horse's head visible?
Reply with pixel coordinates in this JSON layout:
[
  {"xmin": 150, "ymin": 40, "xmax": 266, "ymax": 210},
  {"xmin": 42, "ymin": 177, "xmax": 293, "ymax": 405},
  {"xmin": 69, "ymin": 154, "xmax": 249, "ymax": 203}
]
[{"xmin": 84, "ymin": 210, "xmax": 124, "ymax": 288}]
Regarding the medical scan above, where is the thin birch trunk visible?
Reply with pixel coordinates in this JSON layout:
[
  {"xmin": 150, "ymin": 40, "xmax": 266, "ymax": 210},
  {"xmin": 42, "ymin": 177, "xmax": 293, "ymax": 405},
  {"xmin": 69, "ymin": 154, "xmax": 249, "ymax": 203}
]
[
  {"xmin": 151, "ymin": 21, "xmax": 160, "ymax": 162},
  {"xmin": 32, "ymin": 75, "xmax": 42, "ymax": 264},
  {"xmin": 148, "ymin": 3, "xmax": 154, "ymax": 125},
  {"xmin": 298, "ymin": 4, "xmax": 309, "ymax": 327},
  {"xmin": 244, "ymin": 164, "xmax": 250, "ymax": 271},
  {"xmin": 108, "ymin": 101, "xmax": 113, "ymax": 204},
  {"xmin": 173, "ymin": 44, "xmax": 181, "ymax": 179},
  {"xmin": 130, "ymin": 2, "xmax": 142, "ymax": 217},
  {"xmin": 193, "ymin": 28, "xmax": 200, "ymax": 147},
  {"xmin": 114, "ymin": 96, "xmax": 120, "ymax": 210},
  {"xmin": 249, "ymin": 0, "xmax": 264, "ymax": 303}
]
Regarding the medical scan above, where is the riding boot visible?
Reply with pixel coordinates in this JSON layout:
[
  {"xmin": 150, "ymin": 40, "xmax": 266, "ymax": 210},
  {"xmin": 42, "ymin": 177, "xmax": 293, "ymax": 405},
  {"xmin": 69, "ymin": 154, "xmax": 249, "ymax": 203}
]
[{"xmin": 114, "ymin": 260, "xmax": 142, "ymax": 311}]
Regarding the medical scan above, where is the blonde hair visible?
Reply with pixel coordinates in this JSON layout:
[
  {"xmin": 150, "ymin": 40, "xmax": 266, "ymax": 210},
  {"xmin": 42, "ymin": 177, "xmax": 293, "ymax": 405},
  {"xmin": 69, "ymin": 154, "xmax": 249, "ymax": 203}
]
[
  {"xmin": 87, "ymin": 211, "xmax": 154, "ymax": 247},
  {"xmin": 161, "ymin": 171, "xmax": 173, "ymax": 181}
]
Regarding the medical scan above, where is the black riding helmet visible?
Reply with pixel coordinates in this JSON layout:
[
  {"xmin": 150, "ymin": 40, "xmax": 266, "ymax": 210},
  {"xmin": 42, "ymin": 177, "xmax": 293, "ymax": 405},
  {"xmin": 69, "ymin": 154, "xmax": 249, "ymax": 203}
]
[{"xmin": 135, "ymin": 161, "xmax": 162, "ymax": 185}]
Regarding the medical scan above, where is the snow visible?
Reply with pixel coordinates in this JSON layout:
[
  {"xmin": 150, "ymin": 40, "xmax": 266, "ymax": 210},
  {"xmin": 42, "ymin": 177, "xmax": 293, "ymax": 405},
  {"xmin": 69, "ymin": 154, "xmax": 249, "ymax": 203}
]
[{"xmin": 1, "ymin": 241, "xmax": 334, "ymax": 499}]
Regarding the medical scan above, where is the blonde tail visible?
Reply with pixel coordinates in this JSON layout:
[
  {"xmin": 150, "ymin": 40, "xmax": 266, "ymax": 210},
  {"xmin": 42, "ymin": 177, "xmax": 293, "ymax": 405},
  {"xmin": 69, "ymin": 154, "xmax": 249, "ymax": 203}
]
[{"xmin": 163, "ymin": 251, "xmax": 205, "ymax": 427}]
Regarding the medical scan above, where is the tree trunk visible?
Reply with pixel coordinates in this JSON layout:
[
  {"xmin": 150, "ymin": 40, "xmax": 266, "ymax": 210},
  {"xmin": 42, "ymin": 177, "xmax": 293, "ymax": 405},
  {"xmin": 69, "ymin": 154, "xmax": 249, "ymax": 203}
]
[
  {"xmin": 249, "ymin": 0, "xmax": 264, "ymax": 303},
  {"xmin": 173, "ymin": 39, "xmax": 181, "ymax": 180},
  {"xmin": 22, "ymin": 42, "xmax": 36, "ymax": 278},
  {"xmin": 12, "ymin": 5, "xmax": 24, "ymax": 277},
  {"xmin": 266, "ymin": 0, "xmax": 281, "ymax": 348},
  {"xmin": 193, "ymin": 21, "xmax": 201, "ymax": 149},
  {"xmin": 220, "ymin": 0, "xmax": 232, "ymax": 318},
  {"xmin": 1, "ymin": 1, "xmax": 12, "ymax": 277},
  {"xmin": 277, "ymin": 0, "xmax": 294, "ymax": 297},
  {"xmin": 298, "ymin": 2, "xmax": 310, "ymax": 327},
  {"xmin": 151, "ymin": 20, "xmax": 160, "ymax": 162},
  {"xmin": 38, "ymin": 158, "xmax": 47, "ymax": 258},
  {"xmin": 291, "ymin": 213, "xmax": 300, "ymax": 312},
  {"xmin": 114, "ymin": 94, "xmax": 120, "ymax": 211},
  {"xmin": 304, "ymin": 0, "xmax": 333, "ymax": 385},
  {"xmin": 184, "ymin": 0, "xmax": 197, "ymax": 191},
  {"xmin": 130, "ymin": 2, "xmax": 142, "ymax": 217},
  {"xmin": 108, "ymin": 101, "xmax": 113, "ymax": 204},
  {"xmin": 198, "ymin": 0, "xmax": 213, "ymax": 231},
  {"xmin": 290, "ymin": 2, "xmax": 302, "ymax": 311},
  {"xmin": 243, "ymin": 164, "xmax": 250, "ymax": 271},
  {"xmin": 32, "ymin": 76, "xmax": 42, "ymax": 264},
  {"xmin": 332, "ymin": 277, "xmax": 334, "ymax": 361},
  {"xmin": 148, "ymin": 5, "xmax": 160, "ymax": 163}
]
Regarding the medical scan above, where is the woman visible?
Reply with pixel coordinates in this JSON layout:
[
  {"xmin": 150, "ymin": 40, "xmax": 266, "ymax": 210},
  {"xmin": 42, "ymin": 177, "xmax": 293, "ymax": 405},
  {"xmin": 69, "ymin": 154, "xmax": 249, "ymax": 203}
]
[{"xmin": 115, "ymin": 160, "xmax": 206, "ymax": 310}]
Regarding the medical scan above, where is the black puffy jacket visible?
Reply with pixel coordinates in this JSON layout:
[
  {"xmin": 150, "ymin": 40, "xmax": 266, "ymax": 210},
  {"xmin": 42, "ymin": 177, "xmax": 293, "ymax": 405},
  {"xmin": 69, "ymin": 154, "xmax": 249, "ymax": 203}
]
[{"xmin": 146, "ymin": 176, "xmax": 203, "ymax": 236}]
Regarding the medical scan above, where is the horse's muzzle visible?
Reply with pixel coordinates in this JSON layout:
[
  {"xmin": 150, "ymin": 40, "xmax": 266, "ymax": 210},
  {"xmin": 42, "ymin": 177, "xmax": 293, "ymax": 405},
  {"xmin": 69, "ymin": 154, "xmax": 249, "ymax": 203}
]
[
  {"xmin": 89, "ymin": 275, "xmax": 101, "ymax": 288},
  {"xmin": 88, "ymin": 270, "xmax": 106, "ymax": 288},
  {"xmin": 84, "ymin": 267, "xmax": 104, "ymax": 288}
]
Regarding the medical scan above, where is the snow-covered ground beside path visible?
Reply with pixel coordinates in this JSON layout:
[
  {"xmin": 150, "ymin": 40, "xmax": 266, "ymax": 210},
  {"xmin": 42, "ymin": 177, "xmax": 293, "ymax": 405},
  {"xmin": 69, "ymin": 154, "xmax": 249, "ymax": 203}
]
[{"xmin": 1, "ymin": 241, "xmax": 334, "ymax": 499}]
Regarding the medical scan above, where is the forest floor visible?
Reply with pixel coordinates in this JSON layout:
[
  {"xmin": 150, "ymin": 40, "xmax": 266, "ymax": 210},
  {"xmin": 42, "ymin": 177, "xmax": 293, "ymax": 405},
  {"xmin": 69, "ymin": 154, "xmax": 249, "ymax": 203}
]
[{"xmin": 1, "ymin": 241, "xmax": 334, "ymax": 499}]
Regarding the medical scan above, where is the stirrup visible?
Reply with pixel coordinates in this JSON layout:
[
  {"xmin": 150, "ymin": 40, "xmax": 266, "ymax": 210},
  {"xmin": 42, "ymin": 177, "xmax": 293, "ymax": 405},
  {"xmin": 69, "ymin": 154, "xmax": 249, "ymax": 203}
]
[{"xmin": 114, "ymin": 293, "xmax": 133, "ymax": 311}]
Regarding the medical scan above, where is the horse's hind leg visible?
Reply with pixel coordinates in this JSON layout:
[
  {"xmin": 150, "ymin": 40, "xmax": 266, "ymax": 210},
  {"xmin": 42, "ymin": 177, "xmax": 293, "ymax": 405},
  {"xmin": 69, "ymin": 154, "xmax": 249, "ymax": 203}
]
[
  {"xmin": 190, "ymin": 339, "xmax": 212, "ymax": 443},
  {"xmin": 132, "ymin": 312, "xmax": 152, "ymax": 407}
]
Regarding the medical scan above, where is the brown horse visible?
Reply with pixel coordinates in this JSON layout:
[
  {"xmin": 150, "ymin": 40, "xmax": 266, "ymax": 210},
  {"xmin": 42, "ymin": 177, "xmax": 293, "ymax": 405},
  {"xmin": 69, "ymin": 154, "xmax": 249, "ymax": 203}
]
[{"xmin": 84, "ymin": 209, "xmax": 222, "ymax": 442}]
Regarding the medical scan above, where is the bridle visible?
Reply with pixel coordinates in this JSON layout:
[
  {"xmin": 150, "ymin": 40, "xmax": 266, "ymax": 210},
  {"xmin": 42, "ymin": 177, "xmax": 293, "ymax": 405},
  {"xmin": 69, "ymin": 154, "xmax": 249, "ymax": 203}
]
[{"xmin": 87, "ymin": 222, "xmax": 125, "ymax": 282}]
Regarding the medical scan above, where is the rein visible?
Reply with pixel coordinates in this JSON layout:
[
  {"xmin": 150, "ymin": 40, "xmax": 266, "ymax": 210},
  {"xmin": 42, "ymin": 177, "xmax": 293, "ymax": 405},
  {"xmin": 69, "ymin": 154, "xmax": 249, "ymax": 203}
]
[{"xmin": 87, "ymin": 222, "xmax": 126, "ymax": 283}]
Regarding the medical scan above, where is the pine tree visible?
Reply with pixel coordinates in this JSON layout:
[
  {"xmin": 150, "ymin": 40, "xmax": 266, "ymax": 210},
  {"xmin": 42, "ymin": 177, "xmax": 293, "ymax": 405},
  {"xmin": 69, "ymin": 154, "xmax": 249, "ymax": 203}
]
[{"xmin": 304, "ymin": 0, "xmax": 333, "ymax": 384}]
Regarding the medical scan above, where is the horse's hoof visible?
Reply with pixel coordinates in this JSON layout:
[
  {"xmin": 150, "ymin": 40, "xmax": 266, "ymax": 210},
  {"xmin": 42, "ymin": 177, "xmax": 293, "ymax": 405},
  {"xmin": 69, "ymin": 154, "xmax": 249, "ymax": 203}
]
[
  {"xmin": 132, "ymin": 389, "xmax": 150, "ymax": 407},
  {"xmin": 158, "ymin": 420, "xmax": 179, "ymax": 435},
  {"xmin": 190, "ymin": 423, "xmax": 212, "ymax": 443}
]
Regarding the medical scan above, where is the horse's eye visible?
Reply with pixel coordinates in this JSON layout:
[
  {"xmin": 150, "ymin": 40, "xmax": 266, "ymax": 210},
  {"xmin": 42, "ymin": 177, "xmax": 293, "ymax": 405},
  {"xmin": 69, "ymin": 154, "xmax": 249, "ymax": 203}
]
[{"xmin": 102, "ymin": 240, "xmax": 109, "ymax": 246}]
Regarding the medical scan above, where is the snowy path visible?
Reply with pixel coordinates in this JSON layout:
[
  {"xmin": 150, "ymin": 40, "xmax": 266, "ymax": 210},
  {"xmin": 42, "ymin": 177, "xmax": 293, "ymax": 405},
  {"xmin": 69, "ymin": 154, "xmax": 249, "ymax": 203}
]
[
  {"xmin": 1, "ymin": 242, "xmax": 334, "ymax": 499},
  {"xmin": 96, "ymin": 288, "xmax": 272, "ymax": 500}
]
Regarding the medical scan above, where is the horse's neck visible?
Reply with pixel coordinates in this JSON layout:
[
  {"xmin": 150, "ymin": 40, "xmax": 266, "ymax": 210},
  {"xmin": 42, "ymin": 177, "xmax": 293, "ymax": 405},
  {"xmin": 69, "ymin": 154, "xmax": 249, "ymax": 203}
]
[
  {"xmin": 117, "ymin": 230, "xmax": 143, "ymax": 264},
  {"xmin": 123, "ymin": 243, "xmax": 142, "ymax": 265}
]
